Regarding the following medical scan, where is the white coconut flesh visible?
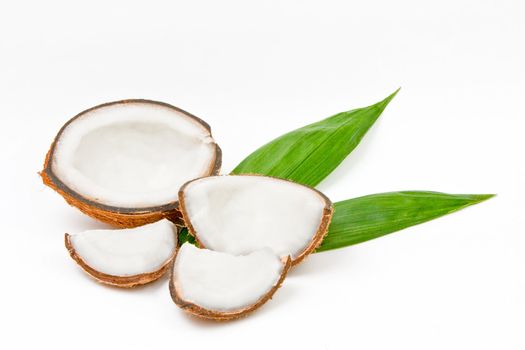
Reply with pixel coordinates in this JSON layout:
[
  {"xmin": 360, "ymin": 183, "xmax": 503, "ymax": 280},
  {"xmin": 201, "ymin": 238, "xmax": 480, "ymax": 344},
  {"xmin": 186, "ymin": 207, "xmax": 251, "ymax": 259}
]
[
  {"xmin": 68, "ymin": 219, "xmax": 177, "ymax": 276},
  {"xmin": 51, "ymin": 101, "xmax": 217, "ymax": 208},
  {"xmin": 180, "ymin": 175, "xmax": 329, "ymax": 259},
  {"xmin": 173, "ymin": 243, "xmax": 285, "ymax": 312}
]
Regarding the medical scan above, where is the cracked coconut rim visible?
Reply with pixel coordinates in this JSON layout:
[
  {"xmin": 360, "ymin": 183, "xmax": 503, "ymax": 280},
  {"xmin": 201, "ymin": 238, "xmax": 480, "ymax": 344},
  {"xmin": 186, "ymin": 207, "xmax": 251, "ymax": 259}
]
[
  {"xmin": 179, "ymin": 175, "xmax": 333, "ymax": 265},
  {"xmin": 41, "ymin": 99, "xmax": 221, "ymax": 227},
  {"xmin": 170, "ymin": 243, "xmax": 291, "ymax": 320}
]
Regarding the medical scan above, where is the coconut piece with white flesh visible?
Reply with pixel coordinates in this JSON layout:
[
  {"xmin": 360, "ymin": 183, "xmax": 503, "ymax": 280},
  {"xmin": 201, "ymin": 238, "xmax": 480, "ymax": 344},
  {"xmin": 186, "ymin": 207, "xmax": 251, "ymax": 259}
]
[
  {"xmin": 65, "ymin": 219, "xmax": 177, "ymax": 288},
  {"xmin": 42, "ymin": 99, "xmax": 221, "ymax": 228},
  {"xmin": 179, "ymin": 175, "xmax": 333, "ymax": 265},
  {"xmin": 170, "ymin": 243, "xmax": 291, "ymax": 320}
]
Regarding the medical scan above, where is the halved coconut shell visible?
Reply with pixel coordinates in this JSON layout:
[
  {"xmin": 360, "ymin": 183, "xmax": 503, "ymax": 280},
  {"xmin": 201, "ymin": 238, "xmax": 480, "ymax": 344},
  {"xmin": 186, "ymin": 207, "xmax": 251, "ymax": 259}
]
[
  {"xmin": 169, "ymin": 243, "xmax": 291, "ymax": 321},
  {"xmin": 178, "ymin": 175, "xmax": 333, "ymax": 266},
  {"xmin": 65, "ymin": 219, "xmax": 177, "ymax": 288},
  {"xmin": 41, "ymin": 99, "xmax": 221, "ymax": 228}
]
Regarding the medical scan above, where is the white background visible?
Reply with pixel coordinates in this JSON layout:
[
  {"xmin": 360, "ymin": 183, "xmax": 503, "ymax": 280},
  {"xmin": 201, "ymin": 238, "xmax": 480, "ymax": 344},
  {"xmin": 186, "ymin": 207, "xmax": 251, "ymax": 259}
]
[{"xmin": 1, "ymin": 1, "xmax": 524, "ymax": 349}]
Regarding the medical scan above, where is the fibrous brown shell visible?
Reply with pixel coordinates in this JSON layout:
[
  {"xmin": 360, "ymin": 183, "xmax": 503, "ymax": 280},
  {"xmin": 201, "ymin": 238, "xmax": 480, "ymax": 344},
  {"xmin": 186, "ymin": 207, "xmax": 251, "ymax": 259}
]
[
  {"xmin": 169, "ymin": 250, "xmax": 292, "ymax": 321},
  {"xmin": 41, "ymin": 99, "xmax": 221, "ymax": 228},
  {"xmin": 65, "ymin": 233, "xmax": 176, "ymax": 288}
]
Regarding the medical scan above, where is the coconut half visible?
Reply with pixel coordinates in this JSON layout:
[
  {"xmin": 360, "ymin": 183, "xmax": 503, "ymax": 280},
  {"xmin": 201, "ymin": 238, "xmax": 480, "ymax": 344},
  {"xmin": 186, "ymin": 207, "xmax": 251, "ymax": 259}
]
[
  {"xmin": 65, "ymin": 219, "xmax": 177, "ymax": 287},
  {"xmin": 42, "ymin": 100, "xmax": 221, "ymax": 227},
  {"xmin": 179, "ymin": 175, "xmax": 333, "ymax": 265},
  {"xmin": 170, "ymin": 243, "xmax": 291, "ymax": 320}
]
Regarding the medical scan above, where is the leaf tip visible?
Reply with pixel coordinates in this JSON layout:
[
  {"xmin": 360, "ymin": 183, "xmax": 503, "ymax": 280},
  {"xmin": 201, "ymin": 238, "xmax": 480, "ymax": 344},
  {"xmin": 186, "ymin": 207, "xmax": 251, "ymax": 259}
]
[
  {"xmin": 472, "ymin": 193, "xmax": 496, "ymax": 203},
  {"xmin": 386, "ymin": 87, "xmax": 401, "ymax": 101},
  {"xmin": 375, "ymin": 87, "xmax": 401, "ymax": 111}
]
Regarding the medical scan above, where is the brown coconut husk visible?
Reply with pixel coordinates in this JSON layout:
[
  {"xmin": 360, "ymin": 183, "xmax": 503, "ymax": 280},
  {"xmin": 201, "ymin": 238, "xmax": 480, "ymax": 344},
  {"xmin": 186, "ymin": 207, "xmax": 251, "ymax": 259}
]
[
  {"xmin": 41, "ymin": 99, "xmax": 221, "ymax": 228},
  {"xmin": 169, "ymin": 252, "xmax": 292, "ymax": 321},
  {"xmin": 65, "ymin": 233, "xmax": 176, "ymax": 288}
]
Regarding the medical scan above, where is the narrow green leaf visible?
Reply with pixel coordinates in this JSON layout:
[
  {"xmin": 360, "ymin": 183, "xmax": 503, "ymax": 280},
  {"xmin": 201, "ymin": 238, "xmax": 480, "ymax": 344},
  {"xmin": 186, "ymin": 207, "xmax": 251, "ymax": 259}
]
[
  {"xmin": 231, "ymin": 89, "xmax": 400, "ymax": 186},
  {"xmin": 317, "ymin": 191, "xmax": 494, "ymax": 252}
]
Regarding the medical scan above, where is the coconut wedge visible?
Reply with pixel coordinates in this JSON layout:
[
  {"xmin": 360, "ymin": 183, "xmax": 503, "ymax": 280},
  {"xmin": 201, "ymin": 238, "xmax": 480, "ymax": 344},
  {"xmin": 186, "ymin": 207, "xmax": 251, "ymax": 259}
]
[
  {"xmin": 179, "ymin": 175, "xmax": 333, "ymax": 265},
  {"xmin": 42, "ymin": 100, "xmax": 221, "ymax": 228},
  {"xmin": 65, "ymin": 219, "xmax": 177, "ymax": 288},
  {"xmin": 170, "ymin": 243, "xmax": 291, "ymax": 320}
]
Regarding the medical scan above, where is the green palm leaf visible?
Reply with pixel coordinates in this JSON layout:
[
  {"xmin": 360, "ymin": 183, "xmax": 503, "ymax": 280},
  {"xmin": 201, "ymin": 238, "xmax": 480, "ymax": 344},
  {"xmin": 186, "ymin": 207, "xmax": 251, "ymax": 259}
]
[
  {"xmin": 232, "ymin": 89, "xmax": 399, "ymax": 187},
  {"xmin": 318, "ymin": 192, "xmax": 494, "ymax": 252}
]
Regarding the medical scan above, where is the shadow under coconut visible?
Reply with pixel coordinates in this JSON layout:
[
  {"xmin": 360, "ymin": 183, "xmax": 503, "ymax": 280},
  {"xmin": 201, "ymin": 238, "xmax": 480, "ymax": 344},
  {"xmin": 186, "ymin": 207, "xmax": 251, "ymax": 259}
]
[
  {"xmin": 174, "ymin": 275, "xmax": 299, "ymax": 326},
  {"xmin": 68, "ymin": 261, "xmax": 172, "ymax": 294},
  {"xmin": 178, "ymin": 311, "xmax": 237, "ymax": 328},
  {"xmin": 173, "ymin": 250, "xmax": 354, "ymax": 325}
]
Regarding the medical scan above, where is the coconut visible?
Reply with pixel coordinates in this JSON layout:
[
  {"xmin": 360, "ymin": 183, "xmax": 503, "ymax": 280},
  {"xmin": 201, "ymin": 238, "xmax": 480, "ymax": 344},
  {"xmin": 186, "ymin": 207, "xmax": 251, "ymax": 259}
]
[
  {"xmin": 65, "ymin": 219, "xmax": 177, "ymax": 288},
  {"xmin": 170, "ymin": 243, "xmax": 291, "ymax": 320},
  {"xmin": 41, "ymin": 100, "xmax": 221, "ymax": 228},
  {"xmin": 178, "ymin": 175, "xmax": 333, "ymax": 265}
]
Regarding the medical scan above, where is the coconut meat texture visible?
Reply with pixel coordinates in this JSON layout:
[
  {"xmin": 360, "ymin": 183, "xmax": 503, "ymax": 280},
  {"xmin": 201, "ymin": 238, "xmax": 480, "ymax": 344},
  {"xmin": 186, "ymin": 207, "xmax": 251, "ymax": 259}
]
[
  {"xmin": 67, "ymin": 219, "xmax": 177, "ymax": 277},
  {"xmin": 50, "ymin": 101, "xmax": 219, "ymax": 209},
  {"xmin": 180, "ymin": 175, "xmax": 333, "ymax": 261},
  {"xmin": 172, "ymin": 243, "xmax": 287, "ymax": 314}
]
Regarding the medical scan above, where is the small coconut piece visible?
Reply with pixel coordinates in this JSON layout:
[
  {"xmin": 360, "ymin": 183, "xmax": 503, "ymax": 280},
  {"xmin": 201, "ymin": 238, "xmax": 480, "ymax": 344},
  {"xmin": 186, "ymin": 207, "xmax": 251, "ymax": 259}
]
[
  {"xmin": 170, "ymin": 243, "xmax": 291, "ymax": 320},
  {"xmin": 65, "ymin": 219, "xmax": 177, "ymax": 288},
  {"xmin": 179, "ymin": 175, "xmax": 333, "ymax": 265},
  {"xmin": 41, "ymin": 100, "xmax": 221, "ymax": 228}
]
